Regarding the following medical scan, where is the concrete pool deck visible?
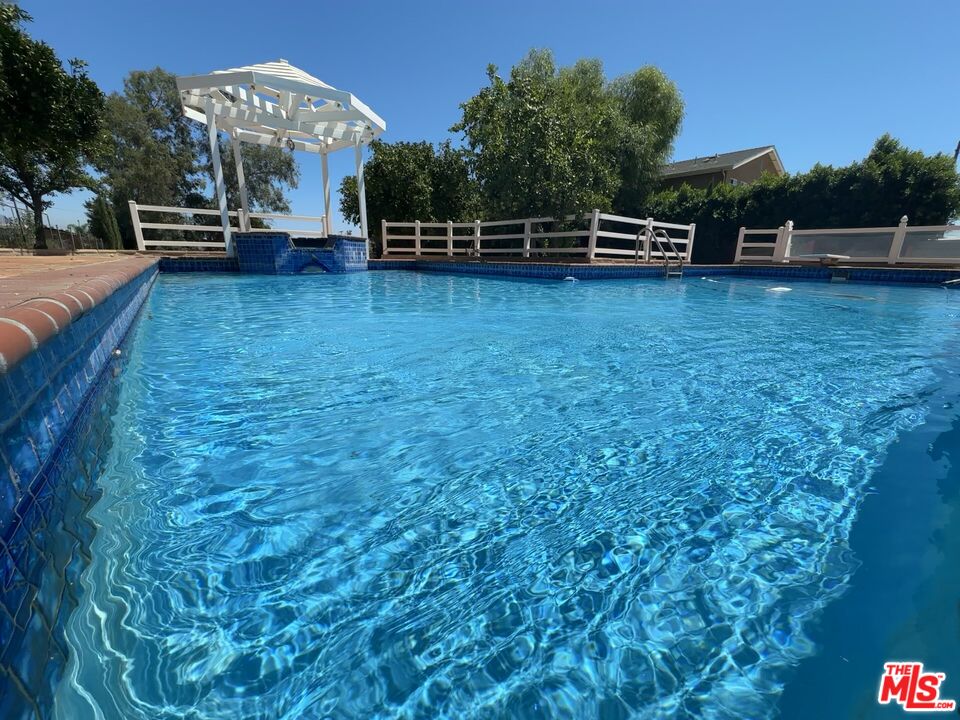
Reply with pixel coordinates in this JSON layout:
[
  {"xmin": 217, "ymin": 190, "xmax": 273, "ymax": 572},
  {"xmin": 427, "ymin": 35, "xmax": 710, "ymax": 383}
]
[
  {"xmin": 0, "ymin": 253, "xmax": 156, "ymax": 309},
  {"xmin": 0, "ymin": 254, "xmax": 158, "ymax": 371}
]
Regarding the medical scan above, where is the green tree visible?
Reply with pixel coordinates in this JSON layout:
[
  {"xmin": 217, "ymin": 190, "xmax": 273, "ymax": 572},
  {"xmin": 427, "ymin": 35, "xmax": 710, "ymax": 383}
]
[
  {"xmin": 0, "ymin": 4, "xmax": 105, "ymax": 248},
  {"xmin": 85, "ymin": 191, "xmax": 122, "ymax": 248},
  {"xmin": 609, "ymin": 66, "xmax": 684, "ymax": 216},
  {"xmin": 452, "ymin": 50, "xmax": 683, "ymax": 221},
  {"xmin": 94, "ymin": 68, "xmax": 204, "ymax": 247},
  {"xmin": 339, "ymin": 139, "xmax": 476, "ymax": 254},
  {"xmin": 429, "ymin": 141, "xmax": 480, "ymax": 223}
]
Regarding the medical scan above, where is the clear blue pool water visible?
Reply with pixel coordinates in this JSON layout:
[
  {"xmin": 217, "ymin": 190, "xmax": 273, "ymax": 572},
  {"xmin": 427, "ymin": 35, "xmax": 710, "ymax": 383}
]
[{"xmin": 51, "ymin": 272, "xmax": 960, "ymax": 718}]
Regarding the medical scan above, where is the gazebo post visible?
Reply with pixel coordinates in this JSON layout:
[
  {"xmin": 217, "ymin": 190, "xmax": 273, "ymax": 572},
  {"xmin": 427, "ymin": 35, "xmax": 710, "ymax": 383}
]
[
  {"xmin": 354, "ymin": 140, "xmax": 368, "ymax": 250},
  {"xmin": 205, "ymin": 106, "xmax": 233, "ymax": 255},
  {"xmin": 230, "ymin": 130, "xmax": 251, "ymax": 231},
  {"xmin": 321, "ymin": 148, "xmax": 332, "ymax": 237}
]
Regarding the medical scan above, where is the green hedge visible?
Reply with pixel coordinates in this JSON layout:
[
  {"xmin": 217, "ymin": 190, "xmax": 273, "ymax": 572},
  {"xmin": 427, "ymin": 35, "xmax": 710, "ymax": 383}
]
[{"xmin": 638, "ymin": 136, "xmax": 960, "ymax": 264}]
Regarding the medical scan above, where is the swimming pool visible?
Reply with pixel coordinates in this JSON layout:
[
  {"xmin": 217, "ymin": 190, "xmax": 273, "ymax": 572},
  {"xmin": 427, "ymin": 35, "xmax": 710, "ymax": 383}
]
[{"xmin": 45, "ymin": 272, "xmax": 960, "ymax": 718}]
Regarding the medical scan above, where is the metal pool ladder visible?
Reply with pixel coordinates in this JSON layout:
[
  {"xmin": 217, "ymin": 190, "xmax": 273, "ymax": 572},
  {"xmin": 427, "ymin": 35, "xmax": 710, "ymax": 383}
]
[{"xmin": 650, "ymin": 228, "xmax": 685, "ymax": 278}]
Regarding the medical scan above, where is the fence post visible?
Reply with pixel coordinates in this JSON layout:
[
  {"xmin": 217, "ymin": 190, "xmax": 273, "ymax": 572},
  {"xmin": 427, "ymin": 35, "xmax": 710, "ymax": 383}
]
[
  {"xmin": 773, "ymin": 221, "xmax": 793, "ymax": 262},
  {"xmin": 782, "ymin": 220, "xmax": 794, "ymax": 262},
  {"xmin": 381, "ymin": 219, "xmax": 388, "ymax": 256},
  {"xmin": 644, "ymin": 218, "xmax": 654, "ymax": 263},
  {"xmin": 887, "ymin": 215, "xmax": 908, "ymax": 265},
  {"xmin": 414, "ymin": 220, "xmax": 421, "ymax": 256},
  {"xmin": 128, "ymin": 201, "xmax": 145, "ymax": 251},
  {"xmin": 686, "ymin": 223, "xmax": 696, "ymax": 263},
  {"xmin": 447, "ymin": 220, "xmax": 454, "ymax": 257},
  {"xmin": 474, "ymin": 219, "xmax": 481, "ymax": 256},
  {"xmin": 523, "ymin": 219, "xmax": 531, "ymax": 258},
  {"xmin": 734, "ymin": 227, "xmax": 746, "ymax": 262},
  {"xmin": 587, "ymin": 209, "xmax": 600, "ymax": 261}
]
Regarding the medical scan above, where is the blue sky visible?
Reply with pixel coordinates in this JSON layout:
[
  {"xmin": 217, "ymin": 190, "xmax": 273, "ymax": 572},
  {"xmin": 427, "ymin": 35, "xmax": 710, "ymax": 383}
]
[{"xmin": 20, "ymin": 0, "xmax": 960, "ymax": 232}]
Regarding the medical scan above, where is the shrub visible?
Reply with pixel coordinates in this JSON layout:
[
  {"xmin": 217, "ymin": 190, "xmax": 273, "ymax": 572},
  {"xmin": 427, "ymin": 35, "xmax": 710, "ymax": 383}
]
[{"xmin": 639, "ymin": 136, "xmax": 960, "ymax": 264}]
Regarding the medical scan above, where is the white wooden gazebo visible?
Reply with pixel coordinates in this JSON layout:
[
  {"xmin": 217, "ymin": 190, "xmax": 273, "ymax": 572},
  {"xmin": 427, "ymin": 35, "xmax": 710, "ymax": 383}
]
[{"xmin": 176, "ymin": 60, "xmax": 385, "ymax": 255}]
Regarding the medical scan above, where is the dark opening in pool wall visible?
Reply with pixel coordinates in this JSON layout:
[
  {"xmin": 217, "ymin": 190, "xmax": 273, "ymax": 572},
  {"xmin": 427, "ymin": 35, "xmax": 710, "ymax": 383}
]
[{"xmin": 0, "ymin": 261, "xmax": 157, "ymax": 719}]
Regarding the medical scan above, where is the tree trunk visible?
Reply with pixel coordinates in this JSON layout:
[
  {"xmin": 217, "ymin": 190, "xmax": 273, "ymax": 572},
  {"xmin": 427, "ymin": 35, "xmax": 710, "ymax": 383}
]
[{"xmin": 31, "ymin": 195, "xmax": 46, "ymax": 250}]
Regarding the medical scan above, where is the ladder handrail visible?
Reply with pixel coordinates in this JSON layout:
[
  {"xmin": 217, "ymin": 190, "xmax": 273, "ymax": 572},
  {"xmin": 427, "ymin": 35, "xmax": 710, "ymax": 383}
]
[
  {"xmin": 652, "ymin": 229, "xmax": 684, "ymax": 266},
  {"xmin": 649, "ymin": 231, "xmax": 670, "ymax": 270},
  {"xmin": 651, "ymin": 228, "xmax": 684, "ymax": 277}
]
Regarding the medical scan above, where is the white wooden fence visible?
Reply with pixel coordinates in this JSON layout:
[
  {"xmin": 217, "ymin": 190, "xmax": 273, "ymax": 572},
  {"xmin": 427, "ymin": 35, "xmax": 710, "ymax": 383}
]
[
  {"xmin": 128, "ymin": 201, "xmax": 326, "ymax": 251},
  {"xmin": 382, "ymin": 211, "xmax": 696, "ymax": 262},
  {"xmin": 735, "ymin": 216, "xmax": 960, "ymax": 265}
]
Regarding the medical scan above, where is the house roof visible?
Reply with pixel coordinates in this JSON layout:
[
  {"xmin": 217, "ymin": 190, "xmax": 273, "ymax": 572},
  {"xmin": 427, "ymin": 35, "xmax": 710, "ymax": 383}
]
[{"xmin": 661, "ymin": 146, "xmax": 783, "ymax": 179}]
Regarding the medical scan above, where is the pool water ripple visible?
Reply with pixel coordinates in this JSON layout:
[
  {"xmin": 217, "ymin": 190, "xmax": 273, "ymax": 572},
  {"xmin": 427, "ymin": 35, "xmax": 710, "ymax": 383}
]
[{"xmin": 51, "ymin": 273, "xmax": 960, "ymax": 718}]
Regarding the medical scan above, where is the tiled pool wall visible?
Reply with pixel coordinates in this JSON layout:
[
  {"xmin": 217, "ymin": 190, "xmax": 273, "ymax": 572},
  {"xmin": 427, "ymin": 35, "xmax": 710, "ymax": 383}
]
[
  {"xmin": 725, "ymin": 265, "xmax": 960, "ymax": 284},
  {"xmin": 159, "ymin": 256, "xmax": 240, "ymax": 273},
  {"xmin": 368, "ymin": 260, "xmax": 960, "ymax": 285},
  {"xmin": 369, "ymin": 259, "xmax": 667, "ymax": 280},
  {"xmin": 0, "ymin": 260, "xmax": 156, "ymax": 717},
  {"xmin": 160, "ymin": 235, "xmax": 369, "ymax": 274},
  {"xmin": 157, "ymin": 248, "xmax": 960, "ymax": 285},
  {"xmin": 235, "ymin": 232, "xmax": 367, "ymax": 274}
]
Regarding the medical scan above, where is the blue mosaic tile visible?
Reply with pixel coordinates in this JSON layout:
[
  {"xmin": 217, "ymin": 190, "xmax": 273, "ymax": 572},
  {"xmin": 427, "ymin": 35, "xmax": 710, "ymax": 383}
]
[
  {"xmin": 233, "ymin": 233, "xmax": 368, "ymax": 274},
  {"xmin": 371, "ymin": 261, "xmax": 960, "ymax": 286},
  {"xmin": 373, "ymin": 260, "xmax": 670, "ymax": 281},
  {"xmin": 0, "ymin": 376, "xmax": 18, "ymax": 432},
  {"xmin": 0, "ymin": 265, "xmax": 153, "ymax": 716},
  {"xmin": 161, "ymin": 241, "xmax": 373, "ymax": 275},
  {"xmin": 158, "ymin": 257, "xmax": 240, "ymax": 273},
  {"xmin": 0, "ymin": 265, "xmax": 156, "ymax": 538}
]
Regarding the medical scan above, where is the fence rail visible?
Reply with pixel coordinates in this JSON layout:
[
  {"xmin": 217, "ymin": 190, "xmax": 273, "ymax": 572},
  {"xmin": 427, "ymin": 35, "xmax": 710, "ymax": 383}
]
[
  {"xmin": 735, "ymin": 216, "xmax": 960, "ymax": 266},
  {"xmin": 382, "ymin": 211, "xmax": 696, "ymax": 262},
  {"xmin": 128, "ymin": 201, "xmax": 326, "ymax": 251}
]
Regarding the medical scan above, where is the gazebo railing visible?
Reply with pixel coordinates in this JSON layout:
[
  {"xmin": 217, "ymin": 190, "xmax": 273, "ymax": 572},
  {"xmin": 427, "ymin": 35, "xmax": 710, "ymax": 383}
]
[
  {"xmin": 128, "ymin": 201, "xmax": 326, "ymax": 251},
  {"xmin": 245, "ymin": 211, "xmax": 327, "ymax": 238}
]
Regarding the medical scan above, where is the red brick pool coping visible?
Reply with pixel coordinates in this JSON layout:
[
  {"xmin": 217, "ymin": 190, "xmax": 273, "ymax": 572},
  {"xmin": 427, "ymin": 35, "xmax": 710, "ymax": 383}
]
[{"xmin": 0, "ymin": 255, "xmax": 158, "ymax": 372}]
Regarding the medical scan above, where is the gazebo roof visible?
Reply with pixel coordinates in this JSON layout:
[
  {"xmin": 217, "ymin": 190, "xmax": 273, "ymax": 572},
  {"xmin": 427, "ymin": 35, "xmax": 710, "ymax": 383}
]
[{"xmin": 176, "ymin": 59, "xmax": 386, "ymax": 154}]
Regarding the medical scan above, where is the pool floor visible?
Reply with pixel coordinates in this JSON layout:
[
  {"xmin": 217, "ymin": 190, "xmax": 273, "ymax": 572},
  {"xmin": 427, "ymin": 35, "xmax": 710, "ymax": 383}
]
[{"xmin": 46, "ymin": 272, "xmax": 960, "ymax": 718}]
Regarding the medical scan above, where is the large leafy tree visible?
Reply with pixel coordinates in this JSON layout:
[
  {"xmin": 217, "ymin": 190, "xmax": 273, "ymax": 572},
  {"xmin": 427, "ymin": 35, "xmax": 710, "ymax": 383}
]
[
  {"xmin": 339, "ymin": 51, "xmax": 682, "ymax": 250},
  {"xmin": 340, "ymin": 139, "xmax": 476, "ymax": 253},
  {"xmin": 0, "ymin": 4, "xmax": 105, "ymax": 248},
  {"xmin": 609, "ymin": 66, "xmax": 684, "ymax": 216},
  {"xmin": 453, "ymin": 50, "xmax": 683, "ymax": 221},
  {"xmin": 94, "ymin": 68, "xmax": 205, "ymax": 246}
]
